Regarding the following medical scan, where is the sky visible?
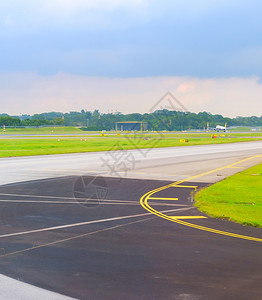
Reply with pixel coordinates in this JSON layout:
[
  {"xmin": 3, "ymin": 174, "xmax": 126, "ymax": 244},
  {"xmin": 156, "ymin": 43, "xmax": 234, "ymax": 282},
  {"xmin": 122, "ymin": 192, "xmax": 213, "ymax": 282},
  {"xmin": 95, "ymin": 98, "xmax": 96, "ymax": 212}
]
[{"xmin": 1, "ymin": 0, "xmax": 262, "ymax": 117}]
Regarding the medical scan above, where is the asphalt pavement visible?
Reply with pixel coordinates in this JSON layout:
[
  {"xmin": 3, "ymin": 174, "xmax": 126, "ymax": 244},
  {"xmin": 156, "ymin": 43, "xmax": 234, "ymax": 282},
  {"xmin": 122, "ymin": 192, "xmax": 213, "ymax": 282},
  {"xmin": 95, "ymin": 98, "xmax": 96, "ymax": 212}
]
[{"xmin": 0, "ymin": 142, "xmax": 261, "ymax": 299}]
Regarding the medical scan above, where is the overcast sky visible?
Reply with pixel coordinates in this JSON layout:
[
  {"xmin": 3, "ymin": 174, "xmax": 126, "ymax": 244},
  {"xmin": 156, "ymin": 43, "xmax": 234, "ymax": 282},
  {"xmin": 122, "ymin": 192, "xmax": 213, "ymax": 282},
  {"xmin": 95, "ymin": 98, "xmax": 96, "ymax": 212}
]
[{"xmin": 1, "ymin": 0, "xmax": 262, "ymax": 117}]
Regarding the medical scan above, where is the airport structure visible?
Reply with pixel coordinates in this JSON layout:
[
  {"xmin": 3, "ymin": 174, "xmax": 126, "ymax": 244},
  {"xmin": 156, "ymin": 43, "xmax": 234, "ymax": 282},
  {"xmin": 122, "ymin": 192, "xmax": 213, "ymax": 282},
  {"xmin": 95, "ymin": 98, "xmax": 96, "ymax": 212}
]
[{"xmin": 115, "ymin": 121, "xmax": 148, "ymax": 131}]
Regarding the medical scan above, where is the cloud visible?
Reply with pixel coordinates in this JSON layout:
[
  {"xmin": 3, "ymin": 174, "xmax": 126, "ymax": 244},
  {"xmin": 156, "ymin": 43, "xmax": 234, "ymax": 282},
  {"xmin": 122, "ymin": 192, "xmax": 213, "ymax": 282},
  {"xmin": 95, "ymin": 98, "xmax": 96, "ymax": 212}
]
[
  {"xmin": 0, "ymin": 0, "xmax": 149, "ymax": 35},
  {"xmin": 228, "ymin": 47, "xmax": 262, "ymax": 72},
  {"xmin": 1, "ymin": 0, "xmax": 261, "ymax": 79},
  {"xmin": 42, "ymin": 0, "xmax": 146, "ymax": 11},
  {"xmin": 0, "ymin": 72, "xmax": 261, "ymax": 117},
  {"xmin": 0, "ymin": 0, "xmax": 244, "ymax": 35}
]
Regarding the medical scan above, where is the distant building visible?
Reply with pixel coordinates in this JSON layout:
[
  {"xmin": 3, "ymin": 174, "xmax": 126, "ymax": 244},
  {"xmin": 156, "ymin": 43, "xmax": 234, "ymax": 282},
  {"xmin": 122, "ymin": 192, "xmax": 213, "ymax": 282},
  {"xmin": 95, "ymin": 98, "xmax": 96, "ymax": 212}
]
[{"xmin": 115, "ymin": 121, "xmax": 148, "ymax": 131}]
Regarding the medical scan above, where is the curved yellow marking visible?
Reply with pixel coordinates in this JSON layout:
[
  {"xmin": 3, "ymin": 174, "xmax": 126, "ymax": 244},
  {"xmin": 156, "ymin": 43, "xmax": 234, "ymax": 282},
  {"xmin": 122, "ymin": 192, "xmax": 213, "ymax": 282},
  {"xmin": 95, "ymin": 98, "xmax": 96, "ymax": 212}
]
[
  {"xmin": 140, "ymin": 154, "xmax": 262, "ymax": 243},
  {"xmin": 148, "ymin": 197, "xmax": 178, "ymax": 201},
  {"xmin": 170, "ymin": 216, "xmax": 207, "ymax": 219}
]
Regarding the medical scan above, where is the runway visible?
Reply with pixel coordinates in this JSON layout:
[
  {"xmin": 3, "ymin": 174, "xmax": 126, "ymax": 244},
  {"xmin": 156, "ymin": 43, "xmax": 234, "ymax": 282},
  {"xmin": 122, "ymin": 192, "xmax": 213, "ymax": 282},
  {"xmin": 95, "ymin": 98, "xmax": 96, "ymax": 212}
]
[
  {"xmin": 0, "ymin": 141, "xmax": 262, "ymax": 299},
  {"xmin": 1, "ymin": 141, "xmax": 262, "ymax": 186}
]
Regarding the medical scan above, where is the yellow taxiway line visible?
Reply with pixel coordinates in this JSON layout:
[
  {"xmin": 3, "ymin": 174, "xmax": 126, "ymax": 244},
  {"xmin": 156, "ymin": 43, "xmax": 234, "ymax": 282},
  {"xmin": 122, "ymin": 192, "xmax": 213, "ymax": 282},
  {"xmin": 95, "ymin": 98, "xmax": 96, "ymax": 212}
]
[
  {"xmin": 169, "ymin": 216, "xmax": 207, "ymax": 219},
  {"xmin": 140, "ymin": 154, "xmax": 262, "ymax": 243},
  {"xmin": 148, "ymin": 197, "xmax": 178, "ymax": 201}
]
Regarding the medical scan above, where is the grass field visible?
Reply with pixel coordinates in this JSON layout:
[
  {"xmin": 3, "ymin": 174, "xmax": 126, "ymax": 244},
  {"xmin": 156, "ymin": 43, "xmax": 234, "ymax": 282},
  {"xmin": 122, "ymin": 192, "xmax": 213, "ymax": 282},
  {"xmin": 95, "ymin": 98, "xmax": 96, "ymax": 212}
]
[
  {"xmin": 0, "ymin": 127, "xmax": 84, "ymax": 135},
  {"xmin": 195, "ymin": 162, "xmax": 262, "ymax": 227},
  {"xmin": 0, "ymin": 127, "xmax": 262, "ymax": 139},
  {"xmin": 0, "ymin": 136, "xmax": 261, "ymax": 158},
  {"xmin": 229, "ymin": 127, "xmax": 261, "ymax": 132},
  {"xmin": 1, "ymin": 127, "xmax": 262, "ymax": 138}
]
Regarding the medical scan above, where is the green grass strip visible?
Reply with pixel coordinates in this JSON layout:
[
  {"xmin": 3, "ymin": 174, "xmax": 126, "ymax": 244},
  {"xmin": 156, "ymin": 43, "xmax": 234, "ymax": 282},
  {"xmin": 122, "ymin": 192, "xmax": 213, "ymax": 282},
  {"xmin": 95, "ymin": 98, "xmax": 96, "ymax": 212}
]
[
  {"xmin": 0, "ymin": 137, "xmax": 261, "ymax": 158},
  {"xmin": 195, "ymin": 162, "xmax": 262, "ymax": 227},
  {"xmin": 0, "ymin": 126, "xmax": 83, "ymax": 135}
]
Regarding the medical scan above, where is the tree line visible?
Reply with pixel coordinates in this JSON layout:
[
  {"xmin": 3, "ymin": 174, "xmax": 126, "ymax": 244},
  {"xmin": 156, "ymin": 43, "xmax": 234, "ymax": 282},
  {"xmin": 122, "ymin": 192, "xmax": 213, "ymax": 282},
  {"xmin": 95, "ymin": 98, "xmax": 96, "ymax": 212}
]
[{"xmin": 1, "ymin": 110, "xmax": 262, "ymax": 131}]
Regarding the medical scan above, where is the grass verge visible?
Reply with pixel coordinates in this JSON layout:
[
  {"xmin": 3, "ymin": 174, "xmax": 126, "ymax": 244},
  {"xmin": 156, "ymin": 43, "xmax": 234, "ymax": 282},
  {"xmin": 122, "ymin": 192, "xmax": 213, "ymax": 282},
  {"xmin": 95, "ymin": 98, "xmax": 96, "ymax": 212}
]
[
  {"xmin": 0, "ymin": 137, "xmax": 261, "ymax": 158},
  {"xmin": 195, "ymin": 162, "xmax": 262, "ymax": 227},
  {"xmin": 1, "ymin": 127, "xmax": 262, "ymax": 137},
  {"xmin": 0, "ymin": 127, "xmax": 83, "ymax": 135}
]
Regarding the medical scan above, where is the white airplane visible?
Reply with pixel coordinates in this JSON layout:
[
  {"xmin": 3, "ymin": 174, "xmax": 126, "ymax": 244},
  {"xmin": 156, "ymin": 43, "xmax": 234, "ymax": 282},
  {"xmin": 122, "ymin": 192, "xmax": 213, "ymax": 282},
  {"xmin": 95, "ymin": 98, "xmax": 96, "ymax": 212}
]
[{"xmin": 215, "ymin": 123, "xmax": 227, "ymax": 132}]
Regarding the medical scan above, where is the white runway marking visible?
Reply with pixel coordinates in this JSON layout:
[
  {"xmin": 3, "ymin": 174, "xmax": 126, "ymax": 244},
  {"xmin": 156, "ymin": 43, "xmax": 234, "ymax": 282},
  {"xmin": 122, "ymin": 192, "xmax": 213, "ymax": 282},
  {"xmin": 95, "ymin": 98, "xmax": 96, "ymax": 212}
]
[
  {"xmin": 0, "ymin": 199, "xmax": 187, "ymax": 207},
  {"xmin": 0, "ymin": 207, "xmax": 192, "ymax": 239},
  {"xmin": 0, "ymin": 216, "xmax": 156, "ymax": 259},
  {"xmin": 0, "ymin": 193, "xmax": 151, "ymax": 204}
]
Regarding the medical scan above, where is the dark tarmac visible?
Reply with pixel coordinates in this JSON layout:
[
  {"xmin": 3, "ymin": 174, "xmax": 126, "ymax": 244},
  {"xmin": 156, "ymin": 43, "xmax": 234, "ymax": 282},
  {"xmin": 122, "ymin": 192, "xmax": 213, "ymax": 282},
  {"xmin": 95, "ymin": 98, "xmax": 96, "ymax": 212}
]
[{"xmin": 0, "ymin": 176, "xmax": 261, "ymax": 300}]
